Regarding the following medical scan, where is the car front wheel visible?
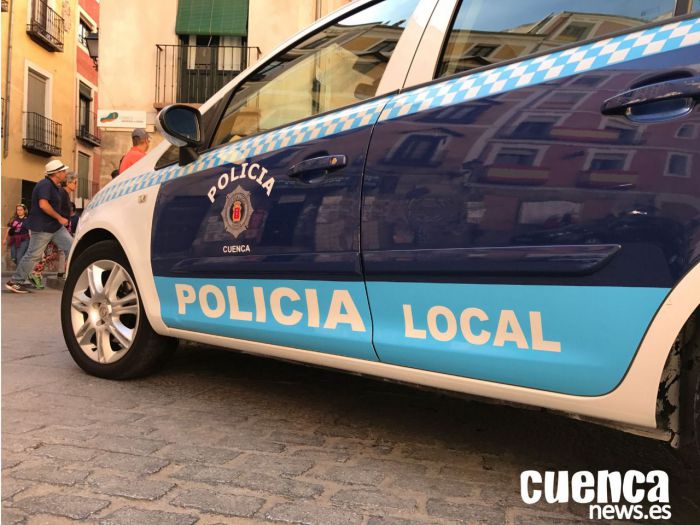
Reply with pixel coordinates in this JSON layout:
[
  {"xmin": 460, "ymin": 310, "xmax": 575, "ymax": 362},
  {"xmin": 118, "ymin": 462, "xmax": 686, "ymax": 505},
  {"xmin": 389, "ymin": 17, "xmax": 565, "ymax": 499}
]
[{"xmin": 61, "ymin": 240, "xmax": 176, "ymax": 379}]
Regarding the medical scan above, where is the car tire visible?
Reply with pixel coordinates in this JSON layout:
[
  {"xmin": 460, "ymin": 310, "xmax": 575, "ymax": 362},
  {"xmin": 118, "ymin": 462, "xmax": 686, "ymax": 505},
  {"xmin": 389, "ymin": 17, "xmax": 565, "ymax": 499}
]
[
  {"xmin": 679, "ymin": 316, "xmax": 700, "ymax": 470},
  {"xmin": 61, "ymin": 240, "xmax": 176, "ymax": 379}
]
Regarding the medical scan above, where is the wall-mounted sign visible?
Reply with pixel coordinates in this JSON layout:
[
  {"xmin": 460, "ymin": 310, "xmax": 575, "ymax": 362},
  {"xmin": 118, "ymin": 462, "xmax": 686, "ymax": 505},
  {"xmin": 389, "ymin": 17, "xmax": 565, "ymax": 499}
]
[{"xmin": 97, "ymin": 110, "xmax": 147, "ymax": 129}]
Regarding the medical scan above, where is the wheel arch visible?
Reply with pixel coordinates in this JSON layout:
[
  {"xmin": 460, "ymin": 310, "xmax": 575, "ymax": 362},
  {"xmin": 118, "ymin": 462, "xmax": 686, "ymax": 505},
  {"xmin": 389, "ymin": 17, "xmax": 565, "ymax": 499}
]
[
  {"xmin": 69, "ymin": 228, "xmax": 120, "ymax": 270},
  {"xmin": 67, "ymin": 225, "xmax": 169, "ymax": 336},
  {"xmin": 652, "ymin": 263, "xmax": 700, "ymax": 441}
]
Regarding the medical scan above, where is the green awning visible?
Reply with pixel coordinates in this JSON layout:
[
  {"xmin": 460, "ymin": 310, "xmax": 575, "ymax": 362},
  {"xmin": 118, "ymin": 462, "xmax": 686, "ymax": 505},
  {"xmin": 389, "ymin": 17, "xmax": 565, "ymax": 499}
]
[{"xmin": 176, "ymin": 0, "xmax": 248, "ymax": 36}]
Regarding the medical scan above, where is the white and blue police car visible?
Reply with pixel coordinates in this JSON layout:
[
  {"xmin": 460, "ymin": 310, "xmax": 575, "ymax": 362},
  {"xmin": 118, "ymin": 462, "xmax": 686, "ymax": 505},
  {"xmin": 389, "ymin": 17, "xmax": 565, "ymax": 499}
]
[{"xmin": 62, "ymin": 0, "xmax": 700, "ymax": 464}]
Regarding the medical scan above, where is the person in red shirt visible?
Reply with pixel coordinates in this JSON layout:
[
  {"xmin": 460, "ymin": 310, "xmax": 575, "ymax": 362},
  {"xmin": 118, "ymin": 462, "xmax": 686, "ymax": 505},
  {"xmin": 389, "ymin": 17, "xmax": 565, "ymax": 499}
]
[{"xmin": 118, "ymin": 128, "xmax": 150, "ymax": 174}]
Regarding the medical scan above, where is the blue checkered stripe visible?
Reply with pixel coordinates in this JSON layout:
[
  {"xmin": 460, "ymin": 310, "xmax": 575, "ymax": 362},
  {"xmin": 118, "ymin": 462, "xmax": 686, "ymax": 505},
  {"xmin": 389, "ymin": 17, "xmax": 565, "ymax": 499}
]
[
  {"xmin": 380, "ymin": 16, "xmax": 700, "ymax": 122},
  {"xmin": 87, "ymin": 98, "xmax": 387, "ymax": 210}
]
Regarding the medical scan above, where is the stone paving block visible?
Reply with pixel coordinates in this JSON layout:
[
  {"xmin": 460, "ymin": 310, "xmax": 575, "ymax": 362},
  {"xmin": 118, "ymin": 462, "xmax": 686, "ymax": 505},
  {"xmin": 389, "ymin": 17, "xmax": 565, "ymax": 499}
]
[
  {"xmin": 355, "ymin": 457, "xmax": 428, "ymax": 478},
  {"xmin": 316, "ymin": 465, "xmax": 385, "ymax": 486},
  {"xmin": 1, "ymin": 479, "xmax": 32, "ymax": 500},
  {"xmin": 98, "ymin": 507, "xmax": 199, "ymax": 525},
  {"xmin": 509, "ymin": 508, "xmax": 594, "ymax": 525},
  {"xmin": 0, "ymin": 418, "xmax": 46, "ymax": 435},
  {"xmin": 10, "ymin": 464, "xmax": 89, "ymax": 486},
  {"xmin": 12, "ymin": 493, "xmax": 110, "ymax": 520},
  {"xmin": 155, "ymin": 443, "xmax": 241, "ymax": 465},
  {"xmin": 84, "ymin": 435, "xmax": 167, "ymax": 455},
  {"xmin": 170, "ymin": 488, "xmax": 264, "ymax": 518},
  {"xmin": 268, "ymin": 430, "xmax": 326, "ymax": 447},
  {"xmin": 291, "ymin": 447, "xmax": 350, "ymax": 463},
  {"xmin": 87, "ymin": 472, "xmax": 177, "ymax": 501},
  {"xmin": 35, "ymin": 443, "xmax": 100, "ymax": 462},
  {"xmin": 173, "ymin": 465, "xmax": 324, "ymax": 499},
  {"xmin": 237, "ymin": 453, "xmax": 314, "ymax": 477},
  {"xmin": 233, "ymin": 470, "xmax": 324, "ymax": 499},
  {"xmin": 426, "ymin": 498, "xmax": 506, "ymax": 524},
  {"xmin": 392, "ymin": 474, "xmax": 481, "ymax": 499},
  {"xmin": 402, "ymin": 444, "xmax": 482, "ymax": 464},
  {"xmin": 479, "ymin": 483, "xmax": 535, "ymax": 508},
  {"xmin": 367, "ymin": 517, "xmax": 445, "ymax": 525},
  {"xmin": 141, "ymin": 417, "xmax": 234, "ymax": 443},
  {"xmin": 27, "ymin": 426, "xmax": 100, "ymax": 445},
  {"xmin": 1, "ymin": 506, "xmax": 28, "ymax": 525},
  {"xmin": 216, "ymin": 433, "xmax": 285, "ymax": 454},
  {"xmin": 2, "ymin": 457, "xmax": 24, "ymax": 470},
  {"xmin": 439, "ymin": 464, "xmax": 512, "ymax": 483},
  {"xmin": 83, "ymin": 422, "xmax": 157, "ymax": 438},
  {"xmin": 265, "ymin": 501, "xmax": 364, "ymax": 525},
  {"xmin": 81, "ymin": 410, "xmax": 146, "ymax": 426},
  {"xmin": 4, "ymin": 406, "xmax": 98, "ymax": 430},
  {"xmin": 92, "ymin": 451, "xmax": 170, "ymax": 475},
  {"xmin": 0, "ymin": 436, "xmax": 44, "ymax": 454},
  {"xmin": 331, "ymin": 488, "xmax": 417, "ymax": 512},
  {"xmin": 315, "ymin": 424, "xmax": 372, "ymax": 440},
  {"xmin": 2, "ymin": 363, "xmax": 63, "ymax": 396},
  {"xmin": 172, "ymin": 464, "xmax": 240, "ymax": 485}
]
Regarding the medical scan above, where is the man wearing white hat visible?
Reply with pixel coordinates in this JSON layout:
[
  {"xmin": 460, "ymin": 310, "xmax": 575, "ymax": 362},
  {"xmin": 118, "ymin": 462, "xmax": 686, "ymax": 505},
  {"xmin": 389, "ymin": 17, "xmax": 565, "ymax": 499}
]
[{"xmin": 6, "ymin": 159, "xmax": 74, "ymax": 293}]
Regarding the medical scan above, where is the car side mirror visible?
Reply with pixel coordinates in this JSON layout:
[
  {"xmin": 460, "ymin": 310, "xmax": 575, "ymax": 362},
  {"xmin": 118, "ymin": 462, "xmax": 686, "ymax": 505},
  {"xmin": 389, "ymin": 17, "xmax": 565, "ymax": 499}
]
[{"xmin": 157, "ymin": 104, "xmax": 203, "ymax": 166}]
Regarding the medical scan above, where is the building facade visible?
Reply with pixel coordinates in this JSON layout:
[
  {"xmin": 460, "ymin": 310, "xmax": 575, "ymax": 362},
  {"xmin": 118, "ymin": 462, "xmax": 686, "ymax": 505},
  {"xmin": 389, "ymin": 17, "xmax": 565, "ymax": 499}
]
[
  {"xmin": 98, "ymin": 0, "xmax": 352, "ymax": 186},
  {"xmin": 74, "ymin": 0, "xmax": 101, "ymax": 208},
  {"xmin": 1, "ymin": 0, "xmax": 100, "ymax": 240}
]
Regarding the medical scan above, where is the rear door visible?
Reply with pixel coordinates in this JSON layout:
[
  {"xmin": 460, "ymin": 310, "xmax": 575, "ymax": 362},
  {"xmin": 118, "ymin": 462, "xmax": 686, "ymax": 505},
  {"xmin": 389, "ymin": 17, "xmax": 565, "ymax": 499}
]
[
  {"xmin": 362, "ymin": 0, "xmax": 700, "ymax": 395},
  {"xmin": 150, "ymin": 0, "xmax": 422, "ymax": 361}
]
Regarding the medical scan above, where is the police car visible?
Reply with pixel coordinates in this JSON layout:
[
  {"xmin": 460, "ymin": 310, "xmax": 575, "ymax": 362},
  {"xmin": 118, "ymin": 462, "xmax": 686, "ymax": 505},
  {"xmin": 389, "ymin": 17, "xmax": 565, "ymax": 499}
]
[{"xmin": 61, "ymin": 0, "xmax": 700, "ymax": 463}]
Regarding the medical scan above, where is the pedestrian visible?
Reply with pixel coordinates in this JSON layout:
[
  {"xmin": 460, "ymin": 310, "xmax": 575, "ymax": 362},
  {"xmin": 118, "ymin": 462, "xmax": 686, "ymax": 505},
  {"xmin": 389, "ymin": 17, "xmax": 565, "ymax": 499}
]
[
  {"xmin": 119, "ymin": 128, "xmax": 150, "ymax": 174},
  {"xmin": 68, "ymin": 203, "xmax": 80, "ymax": 236},
  {"xmin": 61, "ymin": 172, "xmax": 78, "ymax": 232},
  {"xmin": 3, "ymin": 204, "xmax": 30, "ymax": 267},
  {"xmin": 5, "ymin": 159, "xmax": 75, "ymax": 294}
]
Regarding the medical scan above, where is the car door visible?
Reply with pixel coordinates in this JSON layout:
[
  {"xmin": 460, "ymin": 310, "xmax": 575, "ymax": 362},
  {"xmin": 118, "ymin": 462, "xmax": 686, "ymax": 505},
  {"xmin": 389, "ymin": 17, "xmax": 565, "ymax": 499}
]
[
  {"xmin": 362, "ymin": 0, "xmax": 700, "ymax": 394},
  {"xmin": 150, "ymin": 0, "xmax": 423, "ymax": 360}
]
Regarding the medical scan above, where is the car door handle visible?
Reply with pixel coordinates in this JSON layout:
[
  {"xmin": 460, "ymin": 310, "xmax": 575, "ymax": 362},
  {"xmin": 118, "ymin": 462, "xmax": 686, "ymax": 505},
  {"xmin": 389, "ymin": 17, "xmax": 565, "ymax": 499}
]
[
  {"xmin": 288, "ymin": 155, "xmax": 347, "ymax": 179},
  {"xmin": 601, "ymin": 75, "xmax": 700, "ymax": 117}
]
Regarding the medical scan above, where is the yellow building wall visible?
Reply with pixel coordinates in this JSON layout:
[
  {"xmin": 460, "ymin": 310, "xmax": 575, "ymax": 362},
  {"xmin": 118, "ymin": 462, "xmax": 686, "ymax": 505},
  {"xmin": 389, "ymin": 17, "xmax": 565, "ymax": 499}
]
[
  {"xmin": 1, "ymin": 0, "xmax": 79, "ymax": 229},
  {"xmin": 248, "ymin": 0, "xmax": 352, "ymax": 58}
]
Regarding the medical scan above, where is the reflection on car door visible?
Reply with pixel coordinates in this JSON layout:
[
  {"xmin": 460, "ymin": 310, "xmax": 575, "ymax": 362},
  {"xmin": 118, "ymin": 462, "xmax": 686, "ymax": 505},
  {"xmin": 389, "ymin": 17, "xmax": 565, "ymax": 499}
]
[
  {"xmin": 150, "ymin": 0, "xmax": 422, "ymax": 361},
  {"xmin": 362, "ymin": 2, "xmax": 700, "ymax": 395}
]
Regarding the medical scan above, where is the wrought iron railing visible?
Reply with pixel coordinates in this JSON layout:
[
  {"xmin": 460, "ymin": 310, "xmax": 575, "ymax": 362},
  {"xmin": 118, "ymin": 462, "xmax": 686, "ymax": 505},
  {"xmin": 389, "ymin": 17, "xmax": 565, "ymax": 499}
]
[
  {"xmin": 76, "ymin": 110, "xmax": 101, "ymax": 146},
  {"xmin": 23, "ymin": 112, "xmax": 62, "ymax": 156},
  {"xmin": 155, "ymin": 44, "xmax": 261, "ymax": 106},
  {"xmin": 27, "ymin": 0, "xmax": 65, "ymax": 51}
]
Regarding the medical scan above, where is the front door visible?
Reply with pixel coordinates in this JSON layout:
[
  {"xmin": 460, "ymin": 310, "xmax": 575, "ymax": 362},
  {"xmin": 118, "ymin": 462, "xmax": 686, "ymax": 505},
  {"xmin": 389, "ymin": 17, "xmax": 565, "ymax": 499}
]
[
  {"xmin": 362, "ymin": 0, "xmax": 700, "ymax": 395},
  {"xmin": 151, "ymin": 0, "xmax": 421, "ymax": 360}
]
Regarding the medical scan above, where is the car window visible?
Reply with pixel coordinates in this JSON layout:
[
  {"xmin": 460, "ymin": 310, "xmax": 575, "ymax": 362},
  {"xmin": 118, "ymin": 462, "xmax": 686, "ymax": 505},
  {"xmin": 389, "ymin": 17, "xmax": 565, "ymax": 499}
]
[
  {"xmin": 211, "ymin": 0, "xmax": 419, "ymax": 148},
  {"xmin": 437, "ymin": 0, "xmax": 677, "ymax": 79}
]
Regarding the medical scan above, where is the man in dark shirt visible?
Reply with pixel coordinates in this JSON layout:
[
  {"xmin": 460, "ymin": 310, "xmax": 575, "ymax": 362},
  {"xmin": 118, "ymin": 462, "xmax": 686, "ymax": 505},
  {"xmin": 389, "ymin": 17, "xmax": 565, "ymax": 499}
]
[{"xmin": 6, "ymin": 159, "xmax": 75, "ymax": 293}]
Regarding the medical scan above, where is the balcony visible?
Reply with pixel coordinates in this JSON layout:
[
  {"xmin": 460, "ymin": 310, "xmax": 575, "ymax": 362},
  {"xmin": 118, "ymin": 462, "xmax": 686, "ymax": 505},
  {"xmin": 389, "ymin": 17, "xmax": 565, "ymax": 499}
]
[
  {"xmin": 27, "ymin": 0, "xmax": 64, "ymax": 52},
  {"xmin": 23, "ymin": 112, "xmax": 62, "ymax": 157},
  {"xmin": 76, "ymin": 111, "xmax": 101, "ymax": 147},
  {"xmin": 155, "ymin": 44, "xmax": 261, "ymax": 107}
]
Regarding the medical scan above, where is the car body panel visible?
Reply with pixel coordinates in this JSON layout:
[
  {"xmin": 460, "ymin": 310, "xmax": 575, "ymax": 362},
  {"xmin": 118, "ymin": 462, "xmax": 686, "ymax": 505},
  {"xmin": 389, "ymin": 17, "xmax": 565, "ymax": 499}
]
[
  {"xmin": 71, "ymin": 2, "xmax": 700, "ymax": 433},
  {"xmin": 361, "ymin": 15, "xmax": 700, "ymax": 395}
]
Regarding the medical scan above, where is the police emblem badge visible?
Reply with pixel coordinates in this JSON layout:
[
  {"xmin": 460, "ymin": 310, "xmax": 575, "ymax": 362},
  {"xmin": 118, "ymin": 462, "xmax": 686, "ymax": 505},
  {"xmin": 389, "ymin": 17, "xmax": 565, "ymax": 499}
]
[{"xmin": 222, "ymin": 185, "xmax": 253, "ymax": 238}]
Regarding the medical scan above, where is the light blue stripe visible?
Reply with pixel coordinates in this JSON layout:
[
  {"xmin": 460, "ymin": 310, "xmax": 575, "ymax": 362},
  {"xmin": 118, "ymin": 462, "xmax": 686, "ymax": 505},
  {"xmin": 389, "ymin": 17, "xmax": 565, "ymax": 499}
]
[
  {"xmin": 155, "ymin": 277, "xmax": 377, "ymax": 361},
  {"xmin": 366, "ymin": 282, "xmax": 669, "ymax": 396}
]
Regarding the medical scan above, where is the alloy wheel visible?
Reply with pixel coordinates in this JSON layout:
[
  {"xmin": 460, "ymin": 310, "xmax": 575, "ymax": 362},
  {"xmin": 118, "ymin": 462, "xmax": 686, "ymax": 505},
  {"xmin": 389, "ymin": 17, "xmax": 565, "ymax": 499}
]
[{"xmin": 69, "ymin": 259, "xmax": 140, "ymax": 364}]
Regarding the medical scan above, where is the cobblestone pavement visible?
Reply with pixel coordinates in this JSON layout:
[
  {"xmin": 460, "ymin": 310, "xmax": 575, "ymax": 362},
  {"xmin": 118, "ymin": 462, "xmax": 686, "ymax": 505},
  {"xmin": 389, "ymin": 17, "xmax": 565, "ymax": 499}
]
[{"xmin": 2, "ymin": 289, "xmax": 699, "ymax": 525}]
